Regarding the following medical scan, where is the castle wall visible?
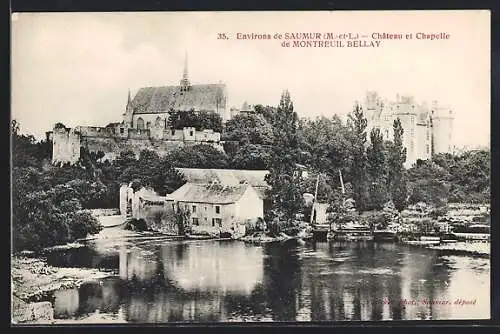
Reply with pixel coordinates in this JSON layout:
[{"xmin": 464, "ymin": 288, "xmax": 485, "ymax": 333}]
[
  {"xmin": 364, "ymin": 92, "xmax": 454, "ymax": 168},
  {"xmin": 132, "ymin": 114, "xmax": 168, "ymax": 130},
  {"xmin": 52, "ymin": 128, "xmax": 81, "ymax": 165},
  {"xmin": 416, "ymin": 124, "xmax": 431, "ymax": 162}
]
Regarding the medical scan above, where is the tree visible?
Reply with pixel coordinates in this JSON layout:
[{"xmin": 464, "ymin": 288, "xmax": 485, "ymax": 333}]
[
  {"xmin": 366, "ymin": 128, "xmax": 388, "ymax": 210},
  {"xmin": 167, "ymin": 144, "xmax": 229, "ymax": 169},
  {"xmin": 297, "ymin": 115, "xmax": 352, "ymax": 179},
  {"xmin": 407, "ymin": 160, "xmax": 450, "ymax": 209},
  {"xmin": 230, "ymin": 144, "xmax": 271, "ymax": 170},
  {"xmin": 387, "ymin": 118, "xmax": 408, "ymax": 211},
  {"xmin": 167, "ymin": 109, "xmax": 223, "ymax": 133},
  {"xmin": 222, "ymin": 113, "xmax": 274, "ymax": 146},
  {"xmin": 347, "ymin": 103, "xmax": 369, "ymax": 212},
  {"xmin": 265, "ymin": 90, "xmax": 304, "ymax": 224}
]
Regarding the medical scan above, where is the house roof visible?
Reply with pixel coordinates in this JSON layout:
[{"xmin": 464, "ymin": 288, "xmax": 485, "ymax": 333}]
[
  {"xmin": 175, "ymin": 168, "xmax": 268, "ymax": 187},
  {"xmin": 175, "ymin": 168, "xmax": 269, "ymax": 199},
  {"xmin": 166, "ymin": 182, "xmax": 253, "ymax": 204},
  {"xmin": 131, "ymin": 84, "xmax": 227, "ymax": 114}
]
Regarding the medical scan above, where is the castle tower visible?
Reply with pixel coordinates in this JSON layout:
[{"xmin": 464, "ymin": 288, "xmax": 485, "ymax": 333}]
[
  {"xmin": 431, "ymin": 101, "xmax": 454, "ymax": 155},
  {"xmin": 393, "ymin": 95, "xmax": 418, "ymax": 168},
  {"xmin": 180, "ymin": 51, "xmax": 190, "ymax": 91}
]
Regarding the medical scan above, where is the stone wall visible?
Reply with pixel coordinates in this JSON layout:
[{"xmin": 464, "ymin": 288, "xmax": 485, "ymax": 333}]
[{"xmin": 52, "ymin": 125, "xmax": 224, "ymax": 164}]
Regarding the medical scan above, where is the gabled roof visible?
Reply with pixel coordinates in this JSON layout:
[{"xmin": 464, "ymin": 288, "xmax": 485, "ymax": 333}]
[
  {"xmin": 175, "ymin": 168, "xmax": 268, "ymax": 187},
  {"xmin": 166, "ymin": 182, "xmax": 253, "ymax": 204},
  {"xmin": 131, "ymin": 84, "xmax": 227, "ymax": 114}
]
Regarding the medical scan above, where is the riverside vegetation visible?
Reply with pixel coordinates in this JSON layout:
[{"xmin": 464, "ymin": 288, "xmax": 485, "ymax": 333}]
[{"xmin": 11, "ymin": 91, "xmax": 490, "ymax": 252}]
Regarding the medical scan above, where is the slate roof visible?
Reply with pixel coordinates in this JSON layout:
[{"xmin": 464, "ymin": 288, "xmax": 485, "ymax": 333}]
[
  {"xmin": 175, "ymin": 168, "xmax": 268, "ymax": 186},
  {"xmin": 131, "ymin": 84, "xmax": 227, "ymax": 114},
  {"xmin": 175, "ymin": 168, "xmax": 269, "ymax": 199},
  {"xmin": 166, "ymin": 183, "xmax": 252, "ymax": 204}
]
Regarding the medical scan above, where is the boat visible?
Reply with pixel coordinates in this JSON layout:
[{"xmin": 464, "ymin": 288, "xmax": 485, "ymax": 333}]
[
  {"xmin": 401, "ymin": 235, "xmax": 440, "ymax": 246},
  {"xmin": 440, "ymin": 233, "xmax": 458, "ymax": 243},
  {"xmin": 333, "ymin": 229, "xmax": 374, "ymax": 241},
  {"xmin": 373, "ymin": 230, "xmax": 398, "ymax": 242},
  {"xmin": 420, "ymin": 235, "xmax": 441, "ymax": 242}
]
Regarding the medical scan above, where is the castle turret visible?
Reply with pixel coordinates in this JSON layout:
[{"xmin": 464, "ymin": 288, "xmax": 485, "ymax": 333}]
[
  {"xmin": 51, "ymin": 124, "xmax": 81, "ymax": 165},
  {"xmin": 431, "ymin": 101, "xmax": 454, "ymax": 155}
]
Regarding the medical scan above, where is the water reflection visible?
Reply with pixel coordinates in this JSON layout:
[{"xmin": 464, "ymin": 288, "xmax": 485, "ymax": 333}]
[{"xmin": 49, "ymin": 239, "xmax": 490, "ymax": 322}]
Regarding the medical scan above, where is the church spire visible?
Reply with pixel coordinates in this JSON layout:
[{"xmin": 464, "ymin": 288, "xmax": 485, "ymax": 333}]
[
  {"xmin": 180, "ymin": 51, "xmax": 190, "ymax": 89},
  {"xmin": 127, "ymin": 89, "xmax": 132, "ymax": 106}
]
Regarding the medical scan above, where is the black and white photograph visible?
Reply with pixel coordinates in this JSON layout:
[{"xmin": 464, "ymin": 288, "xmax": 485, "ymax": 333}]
[{"xmin": 11, "ymin": 11, "xmax": 491, "ymax": 324}]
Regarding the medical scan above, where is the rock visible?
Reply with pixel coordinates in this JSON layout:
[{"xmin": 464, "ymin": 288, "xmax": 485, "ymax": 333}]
[{"xmin": 12, "ymin": 301, "xmax": 53, "ymax": 324}]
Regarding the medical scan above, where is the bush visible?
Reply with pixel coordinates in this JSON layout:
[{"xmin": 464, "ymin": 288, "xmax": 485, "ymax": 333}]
[
  {"xmin": 124, "ymin": 218, "xmax": 149, "ymax": 232},
  {"xmin": 71, "ymin": 211, "xmax": 102, "ymax": 239}
]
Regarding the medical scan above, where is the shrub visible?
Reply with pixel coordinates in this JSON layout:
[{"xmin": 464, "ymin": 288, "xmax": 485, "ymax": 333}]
[{"xmin": 124, "ymin": 218, "xmax": 149, "ymax": 232}]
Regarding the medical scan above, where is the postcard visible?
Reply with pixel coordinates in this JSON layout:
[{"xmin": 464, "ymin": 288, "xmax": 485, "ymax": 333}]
[{"xmin": 11, "ymin": 10, "xmax": 490, "ymax": 324}]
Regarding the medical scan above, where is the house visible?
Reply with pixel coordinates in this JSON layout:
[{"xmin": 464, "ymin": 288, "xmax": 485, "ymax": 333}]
[
  {"xmin": 175, "ymin": 168, "xmax": 269, "ymax": 200},
  {"xmin": 166, "ymin": 181, "xmax": 264, "ymax": 236}
]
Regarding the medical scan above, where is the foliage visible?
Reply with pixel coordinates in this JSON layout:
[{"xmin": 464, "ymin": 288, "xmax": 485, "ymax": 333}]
[
  {"xmin": 124, "ymin": 218, "xmax": 149, "ymax": 232},
  {"xmin": 167, "ymin": 109, "xmax": 223, "ymax": 133},
  {"xmin": 347, "ymin": 103, "xmax": 369, "ymax": 212},
  {"xmin": 11, "ymin": 120, "xmax": 103, "ymax": 251},
  {"xmin": 174, "ymin": 206, "xmax": 192, "ymax": 236},
  {"xmin": 223, "ymin": 113, "xmax": 274, "ymax": 145},
  {"xmin": 387, "ymin": 118, "xmax": 408, "ymax": 211},
  {"xmin": 265, "ymin": 91, "xmax": 304, "ymax": 224},
  {"xmin": 407, "ymin": 160, "xmax": 450, "ymax": 209},
  {"xmin": 230, "ymin": 144, "xmax": 272, "ymax": 170},
  {"xmin": 297, "ymin": 115, "xmax": 352, "ymax": 179},
  {"xmin": 366, "ymin": 128, "xmax": 388, "ymax": 210},
  {"xmin": 167, "ymin": 144, "xmax": 230, "ymax": 169}
]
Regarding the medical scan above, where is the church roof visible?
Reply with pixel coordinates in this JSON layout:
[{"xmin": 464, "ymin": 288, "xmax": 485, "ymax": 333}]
[{"xmin": 131, "ymin": 84, "xmax": 227, "ymax": 114}]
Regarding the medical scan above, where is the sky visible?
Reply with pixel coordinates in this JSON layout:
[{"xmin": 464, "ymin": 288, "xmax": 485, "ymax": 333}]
[{"xmin": 11, "ymin": 10, "xmax": 490, "ymax": 148}]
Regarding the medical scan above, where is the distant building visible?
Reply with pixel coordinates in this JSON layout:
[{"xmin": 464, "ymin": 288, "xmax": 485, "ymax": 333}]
[
  {"xmin": 229, "ymin": 101, "xmax": 256, "ymax": 119},
  {"xmin": 363, "ymin": 91, "xmax": 455, "ymax": 168},
  {"xmin": 49, "ymin": 54, "xmax": 227, "ymax": 165},
  {"xmin": 166, "ymin": 182, "xmax": 264, "ymax": 236}
]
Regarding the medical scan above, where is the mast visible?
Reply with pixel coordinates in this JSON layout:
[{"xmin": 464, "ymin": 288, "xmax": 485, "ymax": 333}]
[
  {"xmin": 310, "ymin": 173, "xmax": 320, "ymax": 225},
  {"xmin": 339, "ymin": 169, "xmax": 345, "ymax": 195}
]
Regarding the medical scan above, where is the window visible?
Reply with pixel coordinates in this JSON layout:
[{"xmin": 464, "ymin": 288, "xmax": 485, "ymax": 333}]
[
  {"xmin": 192, "ymin": 205, "xmax": 197, "ymax": 213},
  {"xmin": 172, "ymin": 204, "xmax": 175, "ymax": 211},
  {"xmin": 215, "ymin": 206, "xmax": 220, "ymax": 214},
  {"xmin": 213, "ymin": 218, "xmax": 222, "ymax": 227},
  {"xmin": 120, "ymin": 128, "xmax": 124, "ymax": 134},
  {"xmin": 192, "ymin": 218, "xmax": 199, "ymax": 226},
  {"xmin": 137, "ymin": 117, "xmax": 144, "ymax": 130},
  {"xmin": 146, "ymin": 121, "xmax": 151, "ymax": 129},
  {"xmin": 190, "ymin": 130, "xmax": 194, "ymax": 136},
  {"xmin": 155, "ymin": 117, "xmax": 162, "ymax": 127},
  {"xmin": 171, "ymin": 129, "xmax": 176, "ymax": 135}
]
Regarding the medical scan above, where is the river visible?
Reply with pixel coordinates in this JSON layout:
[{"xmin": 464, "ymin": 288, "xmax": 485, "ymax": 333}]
[{"xmin": 40, "ymin": 228, "xmax": 490, "ymax": 322}]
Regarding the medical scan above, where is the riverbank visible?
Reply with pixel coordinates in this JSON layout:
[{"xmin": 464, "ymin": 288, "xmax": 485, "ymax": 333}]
[
  {"xmin": 427, "ymin": 241, "xmax": 490, "ymax": 258},
  {"xmin": 12, "ymin": 256, "xmax": 117, "ymax": 324}
]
